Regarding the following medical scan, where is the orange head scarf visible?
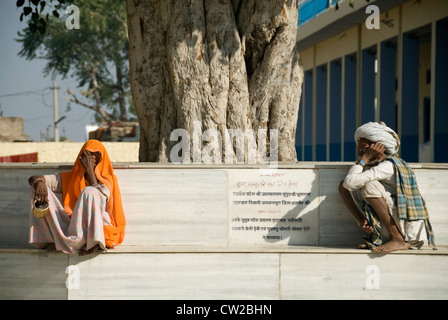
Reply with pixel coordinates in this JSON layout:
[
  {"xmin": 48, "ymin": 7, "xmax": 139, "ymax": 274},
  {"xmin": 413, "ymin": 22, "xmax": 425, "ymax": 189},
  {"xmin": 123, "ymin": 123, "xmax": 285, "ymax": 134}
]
[{"xmin": 60, "ymin": 139, "xmax": 125, "ymax": 248}]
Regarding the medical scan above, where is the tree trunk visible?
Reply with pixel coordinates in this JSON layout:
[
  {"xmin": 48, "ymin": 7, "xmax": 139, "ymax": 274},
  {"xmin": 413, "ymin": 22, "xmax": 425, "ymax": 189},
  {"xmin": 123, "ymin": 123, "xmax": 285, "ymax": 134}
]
[
  {"xmin": 126, "ymin": 0, "xmax": 303, "ymax": 162},
  {"xmin": 115, "ymin": 59, "xmax": 129, "ymax": 121}
]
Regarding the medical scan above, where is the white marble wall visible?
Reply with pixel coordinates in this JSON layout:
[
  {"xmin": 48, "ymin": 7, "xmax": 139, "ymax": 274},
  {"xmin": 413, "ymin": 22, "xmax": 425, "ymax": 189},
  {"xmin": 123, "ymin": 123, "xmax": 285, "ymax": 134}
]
[
  {"xmin": 0, "ymin": 164, "xmax": 447, "ymax": 248},
  {"xmin": 0, "ymin": 166, "xmax": 62, "ymax": 246},
  {"xmin": 69, "ymin": 253, "xmax": 279, "ymax": 300},
  {"xmin": 1, "ymin": 163, "xmax": 447, "ymax": 300},
  {"xmin": 414, "ymin": 170, "xmax": 448, "ymax": 245},
  {"xmin": 281, "ymin": 252, "xmax": 448, "ymax": 299},
  {"xmin": 0, "ymin": 251, "xmax": 67, "ymax": 300},
  {"xmin": 1, "ymin": 249, "xmax": 446, "ymax": 300},
  {"xmin": 117, "ymin": 169, "xmax": 228, "ymax": 246},
  {"xmin": 318, "ymin": 168, "xmax": 364, "ymax": 246}
]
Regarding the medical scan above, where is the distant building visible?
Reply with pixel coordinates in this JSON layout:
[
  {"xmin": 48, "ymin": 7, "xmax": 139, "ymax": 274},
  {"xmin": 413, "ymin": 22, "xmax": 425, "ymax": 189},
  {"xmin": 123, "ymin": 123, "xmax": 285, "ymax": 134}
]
[
  {"xmin": 295, "ymin": 0, "xmax": 448, "ymax": 163},
  {"xmin": 88, "ymin": 121, "xmax": 139, "ymax": 142},
  {"xmin": 0, "ymin": 117, "xmax": 29, "ymax": 142}
]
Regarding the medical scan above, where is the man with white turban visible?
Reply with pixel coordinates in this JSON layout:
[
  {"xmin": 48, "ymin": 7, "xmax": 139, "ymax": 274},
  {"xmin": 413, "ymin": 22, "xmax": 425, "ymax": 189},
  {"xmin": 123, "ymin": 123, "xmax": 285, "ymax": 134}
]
[
  {"xmin": 339, "ymin": 121, "xmax": 436, "ymax": 253},
  {"xmin": 354, "ymin": 121, "xmax": 401, "ymax": 156}
]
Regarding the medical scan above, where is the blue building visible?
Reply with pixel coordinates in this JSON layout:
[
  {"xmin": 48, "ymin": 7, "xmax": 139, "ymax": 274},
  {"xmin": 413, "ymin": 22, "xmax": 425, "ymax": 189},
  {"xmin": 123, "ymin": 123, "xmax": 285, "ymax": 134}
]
[{"xmin": 295, "ymin": 0, "xmax": 448, "ymax": 163}]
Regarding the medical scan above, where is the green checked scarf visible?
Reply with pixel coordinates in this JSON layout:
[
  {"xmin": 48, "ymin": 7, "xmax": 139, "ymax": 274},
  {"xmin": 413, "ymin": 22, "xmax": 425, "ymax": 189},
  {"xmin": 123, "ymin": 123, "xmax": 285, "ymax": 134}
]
[
  {"xmin": 362, "ymin": 156, "xmax": 436, "ymax": 249},
  {"xmin": 362, "ymin": 203, "xmax": 383, "ymax": 248}
]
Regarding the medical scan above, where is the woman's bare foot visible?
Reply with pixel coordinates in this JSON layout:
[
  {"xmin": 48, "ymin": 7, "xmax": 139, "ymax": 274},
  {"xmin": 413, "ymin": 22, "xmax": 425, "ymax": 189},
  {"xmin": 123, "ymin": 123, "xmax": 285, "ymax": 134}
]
[
  {"xmin": 79, "ymin": 244, "xmax": 101, "ymax": 256},
  {"xmin": 86, "ymin": 244, "xmax": 101, "ymax": 255},
  {"xmin": 372, "ymin": 239, "xmax": 410, "ymax": 253},
  {"xmin": 45, "ymin": 243, "xmax": 57, "ymax": 253}
]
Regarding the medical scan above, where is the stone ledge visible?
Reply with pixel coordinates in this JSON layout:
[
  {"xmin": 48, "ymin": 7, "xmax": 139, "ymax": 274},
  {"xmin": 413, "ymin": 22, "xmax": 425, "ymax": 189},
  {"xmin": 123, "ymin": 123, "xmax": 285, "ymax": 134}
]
[
  {"xmin": 105, "ymin": 244, "xmax": 448, "ymax": 255},
  {"xmin": 1, "ymin": 161, "xmax": 448, "ymax": 170},
  {"xmin": 1, "ymin": 244, "xmax": 446, "ymax": 255}
]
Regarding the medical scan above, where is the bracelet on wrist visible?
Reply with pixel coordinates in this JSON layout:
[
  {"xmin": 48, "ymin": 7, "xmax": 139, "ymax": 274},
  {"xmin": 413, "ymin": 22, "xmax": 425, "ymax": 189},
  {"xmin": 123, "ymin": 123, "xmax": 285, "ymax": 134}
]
[
  {"xmin": 356, "ymin": 160, "xmax": 366, "ymax": 166},
  {"xmin": 33, "ymin": 178, "xmax": 45, "ymax": 185}
]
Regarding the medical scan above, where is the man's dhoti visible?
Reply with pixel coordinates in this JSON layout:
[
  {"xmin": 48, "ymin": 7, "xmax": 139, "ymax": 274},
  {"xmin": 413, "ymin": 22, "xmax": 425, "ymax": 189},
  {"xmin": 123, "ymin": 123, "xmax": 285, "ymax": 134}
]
[{"xmin": 350, "ymin": 180, "xmax": 426, "ymax": 249}]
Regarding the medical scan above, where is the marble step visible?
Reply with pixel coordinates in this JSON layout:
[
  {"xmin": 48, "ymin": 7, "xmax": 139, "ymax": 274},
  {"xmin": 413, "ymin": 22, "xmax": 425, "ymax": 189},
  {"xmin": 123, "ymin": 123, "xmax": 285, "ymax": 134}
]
[{"xmin": 0, "ymin": 245, "xmax": 447, "ymax": 300}]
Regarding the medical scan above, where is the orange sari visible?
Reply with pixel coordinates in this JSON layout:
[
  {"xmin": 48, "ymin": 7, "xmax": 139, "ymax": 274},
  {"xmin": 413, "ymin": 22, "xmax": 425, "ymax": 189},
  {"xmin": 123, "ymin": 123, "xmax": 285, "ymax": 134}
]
[{"xmin": 60, "ymin": 140, "xmax": 125, "ymax": 248}]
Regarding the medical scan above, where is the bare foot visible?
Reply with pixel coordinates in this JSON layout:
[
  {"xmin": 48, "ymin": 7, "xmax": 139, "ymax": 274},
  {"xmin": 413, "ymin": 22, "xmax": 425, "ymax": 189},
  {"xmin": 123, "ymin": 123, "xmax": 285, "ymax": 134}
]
[
  {"xmin": 372, "ymin": 239, "xmax": 410, "ymax": 253},
  {"xmin": 358, "ymin": 243, "xmax": 369, "ymax": 249},
  {"xmin": 79, "ymin": 244, "xmax": 101, "ymax": 256},
  {"xmin": 45, "ymin": 243, "xmax": 57, "ymax": 253},
  {"xmin": 86, "ymin": 244, "xmax": 101, "ymax": 255}
]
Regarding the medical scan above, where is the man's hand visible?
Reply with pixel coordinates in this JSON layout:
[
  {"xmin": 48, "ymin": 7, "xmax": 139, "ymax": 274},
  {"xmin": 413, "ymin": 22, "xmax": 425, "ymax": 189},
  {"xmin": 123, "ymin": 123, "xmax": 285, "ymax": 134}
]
[
  {"xmin": 360, "ymin": 219, "xmax": 373, "ymax": 234},
  {"xmin": 361, "ymin": 142, "xmax": 385, "ymax": 164}
]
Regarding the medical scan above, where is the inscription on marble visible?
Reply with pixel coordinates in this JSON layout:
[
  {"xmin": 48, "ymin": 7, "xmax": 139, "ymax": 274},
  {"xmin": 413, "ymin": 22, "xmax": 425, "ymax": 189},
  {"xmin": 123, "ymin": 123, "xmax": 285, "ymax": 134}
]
[{"xmin": 228, "ymin": 169, "xmax": 319, "ymax": 245}]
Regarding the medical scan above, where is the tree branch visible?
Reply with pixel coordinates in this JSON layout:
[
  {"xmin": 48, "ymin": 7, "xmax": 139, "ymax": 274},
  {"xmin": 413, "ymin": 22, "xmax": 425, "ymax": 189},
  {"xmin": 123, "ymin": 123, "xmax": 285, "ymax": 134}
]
[{"xmin": 65, "ymin": 89, "xmax": 114, "ymax": 123}]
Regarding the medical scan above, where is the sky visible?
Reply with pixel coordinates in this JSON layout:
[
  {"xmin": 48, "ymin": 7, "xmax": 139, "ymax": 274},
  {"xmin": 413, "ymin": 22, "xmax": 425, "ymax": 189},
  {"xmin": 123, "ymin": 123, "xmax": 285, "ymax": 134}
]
[{"xmin": 0, "ymin": 1, "xmax": 97, "ymax": 142}]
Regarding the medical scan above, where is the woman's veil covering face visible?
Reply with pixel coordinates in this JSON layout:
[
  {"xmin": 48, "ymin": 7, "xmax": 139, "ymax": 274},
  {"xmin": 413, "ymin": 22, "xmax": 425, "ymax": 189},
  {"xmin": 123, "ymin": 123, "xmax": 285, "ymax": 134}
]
[{"xmin": 60, "ymin": 139, "xmax": 126, "ymax": 248}]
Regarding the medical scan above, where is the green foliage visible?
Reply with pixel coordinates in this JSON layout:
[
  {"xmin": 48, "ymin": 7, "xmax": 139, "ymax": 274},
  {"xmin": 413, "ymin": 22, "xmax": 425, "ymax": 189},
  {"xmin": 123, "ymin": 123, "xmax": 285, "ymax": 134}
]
[
  {"xmin": 16, "ymin": 0, "xmax": 136, "ymax": 123},
  {"xmin": 17, "ymin": 0, "xmax": 68, "ymax": 35}
]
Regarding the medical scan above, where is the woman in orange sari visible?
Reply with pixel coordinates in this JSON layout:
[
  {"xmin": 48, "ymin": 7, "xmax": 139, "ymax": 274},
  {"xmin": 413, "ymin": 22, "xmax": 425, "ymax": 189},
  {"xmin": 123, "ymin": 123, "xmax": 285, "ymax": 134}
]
[{"xmin": 28, "ymin": 140, "xmax": 126, "ymax": 255}]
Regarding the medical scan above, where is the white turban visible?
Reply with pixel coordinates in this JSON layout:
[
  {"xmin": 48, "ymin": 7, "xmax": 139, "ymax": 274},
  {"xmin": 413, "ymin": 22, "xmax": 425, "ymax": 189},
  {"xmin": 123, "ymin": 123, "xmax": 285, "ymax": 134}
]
[{"xmin": 354, "ymin": 121, "xmax": 400, "ymax": 155}]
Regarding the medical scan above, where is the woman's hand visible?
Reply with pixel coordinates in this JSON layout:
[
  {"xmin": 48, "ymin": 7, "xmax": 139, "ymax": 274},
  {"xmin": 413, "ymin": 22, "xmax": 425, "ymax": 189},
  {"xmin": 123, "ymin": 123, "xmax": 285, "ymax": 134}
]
[
  {"xmin": 79, "ymin": 150, "xmax": 96, "ymax": 172},
  {"xmin": 79, "ymin": 150, "xmax": 98, "ymax": 185},
  {"xmin": 28, "ymin": 176, "xmax": 48, "ymax": 204}
]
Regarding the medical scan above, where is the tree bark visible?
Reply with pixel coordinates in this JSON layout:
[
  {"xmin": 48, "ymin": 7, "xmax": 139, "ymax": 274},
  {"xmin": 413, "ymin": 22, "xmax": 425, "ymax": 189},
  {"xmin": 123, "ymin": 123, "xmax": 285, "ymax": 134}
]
[
  {"xmin": 115, "ymin": 59, "xmax": 129, "ymax": 121},
  {"xmin": 126, "ymin": 0, "xmax": 303, "ymax": 162}
]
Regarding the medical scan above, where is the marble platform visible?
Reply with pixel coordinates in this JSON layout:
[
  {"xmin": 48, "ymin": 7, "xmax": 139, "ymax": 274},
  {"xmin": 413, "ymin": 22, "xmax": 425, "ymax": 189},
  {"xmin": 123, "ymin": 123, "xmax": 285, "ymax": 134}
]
[
  {"xmin": 0, "ymin": 162, "xmax": 447, "ymax": 299},
  {"xmin": 1, "ymin": 162, "xmax": 447, "ymax": 247},
  {"xmin": 1, "ymin": 245, "xmax": 447, "ymax": 300}
]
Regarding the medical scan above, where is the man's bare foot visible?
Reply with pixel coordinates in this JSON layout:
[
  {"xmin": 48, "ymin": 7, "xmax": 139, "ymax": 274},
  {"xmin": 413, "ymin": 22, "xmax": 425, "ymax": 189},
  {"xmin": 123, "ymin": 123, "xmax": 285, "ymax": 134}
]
[
  {"xmin": 358, "ymin": 243, "xmax": 369, "ymax": 249},
  {"xmin": 372, "ymin": 239, "xmax": 410, "ymax": 253},
  {"xmin": 45, "ymin": 243, "xmax": 57, "ymax": 253}
]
